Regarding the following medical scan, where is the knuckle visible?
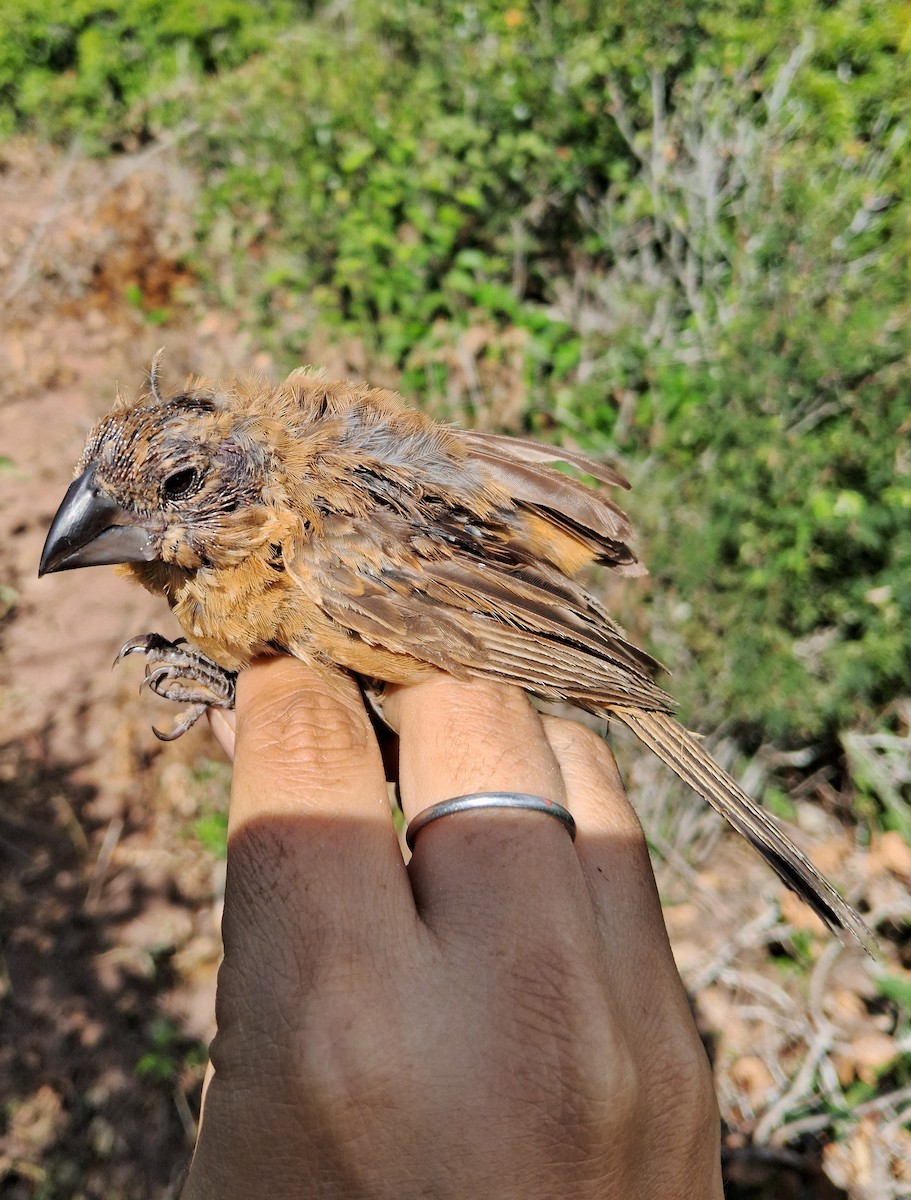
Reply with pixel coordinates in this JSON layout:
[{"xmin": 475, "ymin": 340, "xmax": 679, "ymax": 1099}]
[
  {"xmin": 659, "ymin": 1034, "xmax": 714, "ymax": 1113},
  {"xmin": 547, "ymin": 716, "xmax": 623, "ymax": 786},
  {"xmin": 505, "ymin": 933, "xmax": 625, "ymax": 1057},
  {"xmin": 640, "ymin": 1025, "xmax": 717, "ymax": 1150},
  {"xmin": 504, "ymin": 957, "xmax": 642, "ymax": 1146},
  {"xmin": 237, "ymin": 678, "xmax": 374, "ymax": 777},
  {"xmin": 444, "ymin": 681, "xmax": 535, "ymax": 743},
  {"xmin": 294, "ymin": 983, "xmax": 398, "ymax": 1121},
  {"xmin": 434, "ymin": 684, "xmax": 563, "ymax": 789}
]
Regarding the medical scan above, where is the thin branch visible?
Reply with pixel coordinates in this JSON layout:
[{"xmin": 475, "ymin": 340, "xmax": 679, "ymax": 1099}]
[{"xmin": 759, "ymin": 1023, "xmax": 836, "ymax": 1144}]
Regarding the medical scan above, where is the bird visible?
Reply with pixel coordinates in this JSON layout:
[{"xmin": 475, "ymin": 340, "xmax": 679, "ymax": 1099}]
[{"xmin": 39, "ymin": 353, "xmax": 872, "ymax": 949}]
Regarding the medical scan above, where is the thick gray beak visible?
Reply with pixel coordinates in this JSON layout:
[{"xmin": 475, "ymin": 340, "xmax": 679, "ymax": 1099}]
[{"xmin": 39, "ymin": 466, "xmax": 159, "ymax": 575}]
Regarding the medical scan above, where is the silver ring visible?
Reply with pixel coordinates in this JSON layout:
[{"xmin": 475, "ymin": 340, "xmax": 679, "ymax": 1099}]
[{"xmin": 405, "ymin": 792, "xmax": 576, "ymax": 851}]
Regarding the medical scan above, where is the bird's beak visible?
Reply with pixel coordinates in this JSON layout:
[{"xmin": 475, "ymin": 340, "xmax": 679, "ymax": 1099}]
[{"xmin": 39, "ymin": 465, "xmax": 159, "ymax": 575}]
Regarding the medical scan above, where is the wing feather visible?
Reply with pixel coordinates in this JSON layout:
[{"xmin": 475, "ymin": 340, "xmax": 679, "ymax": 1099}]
[
  {"xmin": 459, "ymin": 430, "xmax": 631, "ymax": 489},
  {"xmin": 286, "ymin": 510, "xmax": 672, "ymax": 713},
  {"xmin": 459, "ymin": 431, "xmax": 643, "ymax": 573}
]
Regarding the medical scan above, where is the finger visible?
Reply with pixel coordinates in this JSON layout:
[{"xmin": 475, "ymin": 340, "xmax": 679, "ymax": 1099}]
[
  {"xmin": 382, "ymin": 676, "xmax": 565, "ymax": 817},
  {"xmin": 540, "ymin": 716, "xmax": 632, "ymax": 841},
  {"xmin": 193, "ymin": 662, "xmax": 417, "ymax": 1186},
  {"xmin": 541, "ymin": 715, "xmax": 720, "ymax": 1187},
  {"xmin": 540, "ymin": 716, "xmax": 689, "ymax": 997},
  {"xmin": 540, "ymin": 717, "xmax": 661, "ymax": 928},
  {"xmin": 231, "ymin": 658, "xmax": 382, "ymax": 827},
  {"xmin": 207, "ymin": 707, "xmax": 236, "ymax": 758},
  {"xmin": 226, "ymin": 658, "xmax": 413, "ymax": 944},
  {"xmin": 382, "ymin": 676, "xmax": 585, "ymax": 930}
]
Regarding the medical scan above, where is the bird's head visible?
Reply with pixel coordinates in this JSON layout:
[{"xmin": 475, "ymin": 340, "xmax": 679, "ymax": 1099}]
[{"xmin": 39, "ymin": 368, "xmax": 283, "ymax": 578}]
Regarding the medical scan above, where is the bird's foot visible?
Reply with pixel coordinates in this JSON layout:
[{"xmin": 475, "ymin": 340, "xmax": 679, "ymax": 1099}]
[{"xmin": 114, "ymin": 633, "xmax": 237, "ymax": 741}]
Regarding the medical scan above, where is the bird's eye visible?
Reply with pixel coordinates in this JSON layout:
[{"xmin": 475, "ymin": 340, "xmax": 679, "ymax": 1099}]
[{"xmin": 162, "ymin": 467, "xmax": 201, "ymax": 500}]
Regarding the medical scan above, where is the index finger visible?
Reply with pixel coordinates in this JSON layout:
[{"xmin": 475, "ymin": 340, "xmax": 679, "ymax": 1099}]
[{"xmin": 225, "ymin": 657, "xmax": 414, "ymax": 938}]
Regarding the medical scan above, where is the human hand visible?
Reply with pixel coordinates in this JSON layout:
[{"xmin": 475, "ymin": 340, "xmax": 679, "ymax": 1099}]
[{"xmin": 182, "ymin": 658, "xmax": 722, "ymax": 1199}]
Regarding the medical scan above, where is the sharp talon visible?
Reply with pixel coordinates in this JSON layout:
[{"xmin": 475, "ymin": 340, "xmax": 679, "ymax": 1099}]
[
  {"xmin": 153, "ymin": 702, "xmax": 207, "ymax": 741},
  {"xmin": 114, "ymin": 636, "xmax": 150, "ymax": 668},
  {"xmin": 153, "ymin": 723, "xmax": 184, "ymax": 742},
  {"xmin": 141, "ymin": 666, "xmax": 170, "ymax": 694},
  {"xmin": 113, "ymin": 632, "xmax": 174, "ymax": 668}
]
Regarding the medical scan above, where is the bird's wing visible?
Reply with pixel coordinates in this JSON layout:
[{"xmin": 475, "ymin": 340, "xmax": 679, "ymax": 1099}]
[
  {"xmin": 284, "ymin": 512, "xmax": 673, "ymax": 712},
  {"xmin": 456, "ymin": 430, "xmax": 644, "ymax": 575}
]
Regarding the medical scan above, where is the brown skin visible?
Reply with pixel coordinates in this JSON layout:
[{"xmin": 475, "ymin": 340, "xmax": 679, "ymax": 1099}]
[{"xmin": 182, "ymin": 660, "xmax": 722, "ymax": 1199}]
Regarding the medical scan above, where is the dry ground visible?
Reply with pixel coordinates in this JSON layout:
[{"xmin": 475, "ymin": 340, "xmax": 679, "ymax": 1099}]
[{"xmin": 0, "ymin": 140, "xmax": 909, "ymax": 1198}]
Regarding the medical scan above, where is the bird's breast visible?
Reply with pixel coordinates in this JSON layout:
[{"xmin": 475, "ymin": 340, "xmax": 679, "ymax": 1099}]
[{"xmin": 162, "ymin": 554, "xmax": 303, "ymax": 671}]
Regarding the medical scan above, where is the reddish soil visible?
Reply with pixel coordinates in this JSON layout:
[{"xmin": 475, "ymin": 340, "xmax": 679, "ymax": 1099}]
[
  {"xmin": 0, "ymin": 140, "xmax": 908, "ymax": 1198},
  {"xmin": 0, "ymin": 140, "xmax": 247, "ymax": 1197}
]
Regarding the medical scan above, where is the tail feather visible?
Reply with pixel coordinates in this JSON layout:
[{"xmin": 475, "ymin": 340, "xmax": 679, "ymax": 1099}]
[{"xmin": 613, "ymin": 707, "xmax": 875, "ymax": 953}]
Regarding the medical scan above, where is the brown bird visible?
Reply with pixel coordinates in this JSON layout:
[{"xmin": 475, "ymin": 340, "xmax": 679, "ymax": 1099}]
[{"xmin": 40, "ymin": 355, "xmax": 872, "ymax": 949}]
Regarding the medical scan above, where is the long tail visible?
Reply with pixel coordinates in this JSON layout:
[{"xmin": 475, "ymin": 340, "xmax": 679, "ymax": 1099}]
[{"xmin": 613, "ymin": 707, "xmax": 875, "ymax": 953}]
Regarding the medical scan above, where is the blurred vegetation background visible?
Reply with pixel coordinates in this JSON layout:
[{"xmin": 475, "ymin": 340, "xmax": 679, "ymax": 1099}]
[{"xmin": 1, "ymin": 0, "xmax": 908, "ymax": 819}]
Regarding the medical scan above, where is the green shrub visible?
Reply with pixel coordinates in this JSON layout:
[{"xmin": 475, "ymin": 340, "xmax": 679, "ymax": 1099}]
[
  {"xmin": 641, "ymin": 349, "xmax": 910, "ymax": 743},
  {"xmin": 611, "ymin": 0, "xmax": 911, "ymax": 744},
  {"xmin": 0, "ymin": 0, "xmax": 308, "ymax": 147},
  {"xmin": 171, "ymin": 1, "xmax": 635, "ymax": 390}
]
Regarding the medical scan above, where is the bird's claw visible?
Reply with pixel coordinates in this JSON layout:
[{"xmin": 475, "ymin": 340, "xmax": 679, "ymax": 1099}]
[
  {"xmin": 112, "ymin": 632, "xmax": 188, "ymax": 667},
  {"xmin": 151, "ymin": 703, "xmax": 210, "ymax": 743},
  {"xmin": 114, "ymin": 632, "xmax": 237, "ymax": 740}
]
